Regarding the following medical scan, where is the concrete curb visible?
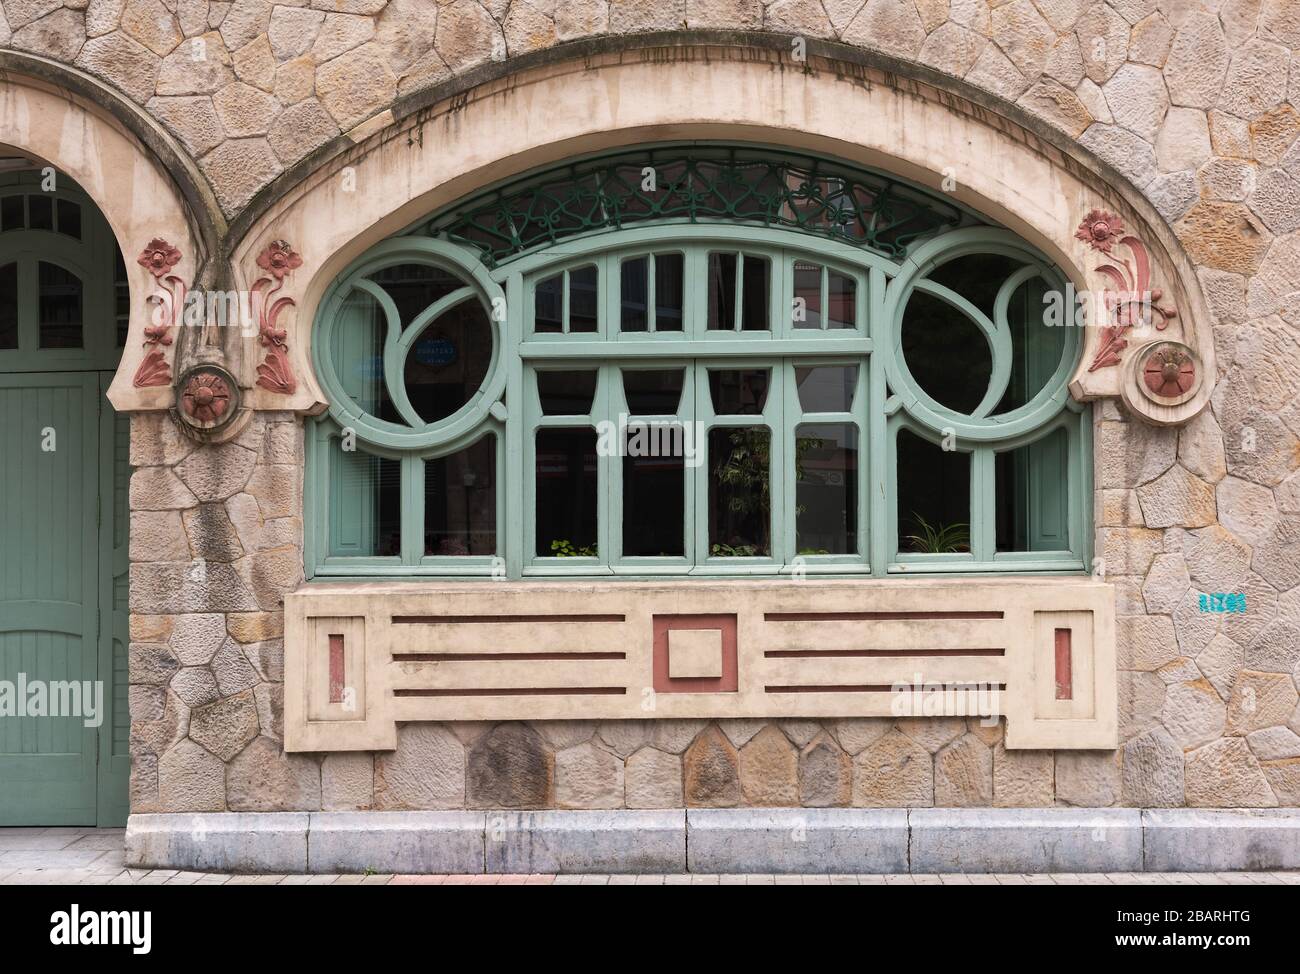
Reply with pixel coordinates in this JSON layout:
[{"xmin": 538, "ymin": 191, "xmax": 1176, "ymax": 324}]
[
  {"xmin": 1142, "ymin": 809, "xmax": 1300, "ymax": 872},
  {"xmin": 688, "ymin": 809, "xmax": 908, "ymax": 874},
  {"xmin": 124, "ymin": 808, "xmax": 1300, "ymax": 874}
]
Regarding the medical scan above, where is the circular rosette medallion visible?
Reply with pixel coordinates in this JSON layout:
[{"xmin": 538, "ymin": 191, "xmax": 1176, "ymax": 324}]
[{"xmin": 178, "ymin": 364, "xmax": 240, "ymax": 431}]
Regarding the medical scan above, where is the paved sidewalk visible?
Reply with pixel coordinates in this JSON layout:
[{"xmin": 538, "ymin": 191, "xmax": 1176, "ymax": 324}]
[{"xmin": 3, "ymin": 828, "xmax": 1299, "ymax": 885}]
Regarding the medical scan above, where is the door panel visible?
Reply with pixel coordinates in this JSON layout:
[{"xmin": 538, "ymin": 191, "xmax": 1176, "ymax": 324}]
[{"xmin": 0, "ymin": 372, "xmax": 100, "ymax": 824}]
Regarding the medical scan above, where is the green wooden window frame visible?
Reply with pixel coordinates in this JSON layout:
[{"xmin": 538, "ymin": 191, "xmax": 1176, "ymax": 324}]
[{"xmin": 307, "ymin": 148, "xmax": 1090, "ymax": 581}]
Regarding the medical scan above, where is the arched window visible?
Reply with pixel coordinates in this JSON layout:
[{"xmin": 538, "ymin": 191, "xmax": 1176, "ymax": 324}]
[{"xmin": 307, "ymin": 146, "xmax": 1089, "ymax": 579}]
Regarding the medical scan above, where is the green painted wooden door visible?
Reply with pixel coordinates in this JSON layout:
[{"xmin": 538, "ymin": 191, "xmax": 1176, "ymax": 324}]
[
  {"xmin": 0, "ymin": 173, "xmax": 129, "ymax": 825},
  {"xmin": 0, "ymin": 373, "xmax": 101, "ymax": 823}
]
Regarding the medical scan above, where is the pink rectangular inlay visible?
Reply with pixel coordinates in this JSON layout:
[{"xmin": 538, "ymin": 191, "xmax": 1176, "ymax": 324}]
[
  {"xmin": 328, "ymin": 633, "xmax": 345, "ymax": 704},
  {"xmin": 1054, "ymin": 628, "xmax": 1072, "ymax": 701}
]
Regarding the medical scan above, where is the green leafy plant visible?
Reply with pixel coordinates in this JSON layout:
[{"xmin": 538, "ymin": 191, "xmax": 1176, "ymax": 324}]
[
  {"xmin": 549, "ymin": 538, "xmax": 597, "ymax": 557},
  {"xmin": 711, "ymin": 542, "xmax": 760, "ymax": 557},
  {"xmin": 903, "ymin": 513, "xmax": 970, "ymax": 553}
]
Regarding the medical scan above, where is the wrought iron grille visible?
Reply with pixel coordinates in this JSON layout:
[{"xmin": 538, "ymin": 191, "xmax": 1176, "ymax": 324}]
[{"xmin": 425, "ymin": 148, "xmax": 977, "ymax": 267}]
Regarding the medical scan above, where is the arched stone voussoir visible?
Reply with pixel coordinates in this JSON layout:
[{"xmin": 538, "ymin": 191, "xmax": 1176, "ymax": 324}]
[{"xmin": 233, "ymin": 38, "xmax": 1216, "ymax": 425}]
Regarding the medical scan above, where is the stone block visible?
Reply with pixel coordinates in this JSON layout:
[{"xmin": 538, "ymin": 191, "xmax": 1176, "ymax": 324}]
[
  {"xmin": 687, "ymin": 808, "xmax": 909, "ymax": 874},
  {"xmin": 126, "ymin": 812, "xmax": 308, "ymax": 871},
  {"xmin": 909, "ymin": 808, "xmax": 1143, "ymax": 873},
  {"xmin": 307, "ymin": 811, "xmax": 484, "ymax": 873},
  {"xmin": 1142, "ymin": 809, "xmax": 1300, "ymax": 871},
  {"xmin": 485, "ymin": 810, "xmax": 685, "ymax": 874}
]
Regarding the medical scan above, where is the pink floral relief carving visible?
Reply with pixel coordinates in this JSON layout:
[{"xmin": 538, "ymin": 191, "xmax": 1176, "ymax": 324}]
[
  {"xmin": 1076, "ymin": 210, "xmax": 1178, "ymax": 372},
  {"xmin": 252, "ymin": 239, "xmax": 303, "ymax": 395},
  {"xmin": 132, "ymin": 238, "xmax": 184, "ymax": 388}
]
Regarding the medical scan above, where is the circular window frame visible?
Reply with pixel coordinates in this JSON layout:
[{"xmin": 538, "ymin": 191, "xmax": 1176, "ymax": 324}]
[
  {"xmin": 314, "ymin": 237, "xmax": 507, "ymax": 453},
  {"xmin": 883, "ymin": 228, "xmax": 1082, "ymax": 444}
]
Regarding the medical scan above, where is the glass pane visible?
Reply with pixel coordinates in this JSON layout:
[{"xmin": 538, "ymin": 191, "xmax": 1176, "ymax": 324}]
[
  {"xmin": 368, "ymin": 262, "xmax": 464, "ymax": 327},
  {"xmin": 709, "ymin": 426, "xmax": 770, "ymax": 557},
  {"xmin": 995, "ymin": 274, "xmax": 1067, "ymax": 414},
  {"xmin": 538, "ymin": 369, "xmax": 597, "ymax": 414},
  {"xmin": 795, "ymin": 365, "xmax": 857, "ymax": 413},
  {"xmin": 996, "ymin": 427, "xmax": 1069, "ymax": 552},
  {"xmin": 793, "ymin": 261, "xmax": 822, "ymax": 329},
  {"xmin": 536, "ymin": 427, "xmax": 598, "ymax": 557},
  {"xmin": 332, "ymin": 288, "xmax": 398, "ymax": 423},
  {"xmin": 56, "ymin": 199, "xmax": 81, "ymax": 239},
  {"xmin": 38, "ymin": 261, "xmax": 83, "ymax": 349},
  {"xmin": 796, "ymin": 423, "xmax": 857, "ymax": 554},
  {"xmin": 402, "ymin": 299, "xmax": 493, "ymax": 423},
  {"xmin": 623, "ymin": 435, "xmax": 685, "ymax": 557},
  {"xmin": 569, "ymin": 264, "xmax": 598, "ymax": 332},
  {"xmin": 0, "ymin": 195, "xmax": 22, "ymax": 231},
  {"xmin": 828, "ymin": 271, "xmax": 856, "ymax": 329},
  {"xmin": 623, "ymin": 368, "xmax": 683, "ymax": 414},
  {"xmin": 620, "ymin": 256, "xmax": 648, "ymax": 332},
  {"xmin": 114, "ymin": 249, "xmax": 129, "ymax": 347},
  {"xmin": 741, "ymin": 255, "xmax": 769, "ymax": 330},
  {"xmin": 706, "ymin": 252, "xmax": 736, "ymax": 330},
  {"xmin": 534, "ymin": 273, "xmax": 562, "ymax": 332},
  {"xmin": 709, "ymin": 368, "xmax": 769, "ymax": 415},
  {"xmin": 901, "ymin": 289, "xmax": 991, "ymax": 414},
  {"xmin": 654, "ymin": 252, "xmax": 684, "ymax": 331},
  {"xmin": 0, "ymin": 263, "xmax": 16, "ymax": 349},
  {"xmin": 896, "ymin": 428, "xmax": 970, "ymax": 554},
  {"xmin": 28, "ymin": 194, "xmax": 52, "ymax": 231},
  {"xmin": 425, "ymin": 435, "xmax": 496, "ymax": 556},
  {"xmin": 330, "ymin": 451, "xmax": 401, "ymax": 557},
  {"xmin": 927, "ymin": 253, "xmax": 1021, "ymax": 320}
]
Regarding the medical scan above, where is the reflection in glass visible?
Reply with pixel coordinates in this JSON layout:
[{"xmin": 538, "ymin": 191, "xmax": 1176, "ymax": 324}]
[
  {"xmin": 828, "ymin": 271, "xmax": 855, "ymax": 329},
  {"xmin": 402, "ymin": 298, "xmax": 492, "ymax": 424},
  {"xmin": 38, "ymin": 261, "xmax": 83, "ymax": 349},
  {"xmin": 655, "ymin": 252, "xmax": 684, "ymax": 330},
  {"xmin": 368, "ymin": 262, "xmax": 464, "ymax": 327},
  {"xmin": 331, "ymin": 289, "xmax": 398, "ymax": 423},
  {"xmin": 996, "ymin": 427, "xmax": 1068, "ymax": 552},
  {"xmin": 706, "ymin": 252, "xmax": 736, "ymax": 330},
  {"xmin": 795, "ymin": 365, "xmax": 857, "ymax": 413},
  {"xmin": 994, "ymin": 275, "xmax": 1067, "ymax": 414},
  {"xmin": 793, "ymin": 262, "xmax": 822, "ymax": 328},
  {"xmin": 901, "ymin": 289, "xmax": 991, "ymax": 414},
  {"xmin": 425, "ymin": 435, "xmax": 496, "ymax": 556},
  {"xmin": 538, "ymin": 370, "xmax": 597, "ymax": 414},
  {"xmin": 535, "ymin": 273, "xmax": 562, "ymax": 332},
  {"xmin": 896, "ymin": 428, "xmax": 970, "ymax": 554},
  {"xmin": 330, "ymin": 451, "xmax": 401, "ymax": 557},
  {"xmin": 796, "ymin": 423, "xmax": 857, "ymax": 554},
  {"xmin": 741, "ymin": 255, "xmax": 769, "ymax": 331},
  {"xmin": 623, "ymin": 441, "xmax": 684, "ymax": 557},
  {"xmin": 0, "ymin": 263, "xmax": 16, "ymax": 349},
  {"xmin": 620, "ymin": 256, "xmax": 648, "ymax": 331},
  {"xmin": 709, "ymin": 369, "xmax": 769, "ymax": 415},
  {"xmin": 569, "ymin": 265, "xmax": 598, "ymax": 332},
  {"xmin": 623, "ymin": 369, "xmax": 683, "ymax": 414},
  {"xmin": 709, "ymin": 426, "xmax": 770, "ymax": 557},
  {"xmin": 536, "ymin": 428, "xmax": 598, "ymax": 557}
]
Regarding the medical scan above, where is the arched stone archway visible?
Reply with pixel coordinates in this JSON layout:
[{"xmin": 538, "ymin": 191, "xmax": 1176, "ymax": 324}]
[
  {"xmin": 0, "ymin": 61, "xmax": 219, "ymax": 411},
  {"xmin": 236, "ymin": 43, "xmax": 1216, "ymax": 427}
]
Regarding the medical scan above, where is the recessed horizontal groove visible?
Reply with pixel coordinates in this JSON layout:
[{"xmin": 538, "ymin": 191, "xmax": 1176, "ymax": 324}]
[
  {"xmin": 766, "ymin": 683, "xmax": 1008, "ymax": 693},
  {"xmin": 393, "ymin": 652, "xmax": 626, "ymax": 661},
  {"xmin": 765, "ymin": 684, "xmax": 897, "ymax": 693},
  {"xmin": 393, "ymin": 687, "xmax": 627, "ymax": 697},
  {"xmin": 391, "ymin": 614, "xmax": 626, "ymax": 624},
  {"xmin": 765, "ymin": 648, "xmax": 1005, "ymax": 658},
  {"xmin": 763, "ymin": 611, "xmax": 1004, "ymax": 621}
]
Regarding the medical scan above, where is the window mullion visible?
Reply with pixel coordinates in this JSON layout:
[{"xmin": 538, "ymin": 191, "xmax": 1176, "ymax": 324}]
[
  {"xmin": 400, "ymin": 454, "xmax": 423, "ymax": 565},
  {"xmin": 505, "ymin": 272, "xmax": 525, "ymax": 579},
  {"xmin": 972, "ymin": 447, "xmax": 996, "ymax": 561},
  {"xmin": 868, "ymin": 266, "xmax": 889, "ymax": 576}
]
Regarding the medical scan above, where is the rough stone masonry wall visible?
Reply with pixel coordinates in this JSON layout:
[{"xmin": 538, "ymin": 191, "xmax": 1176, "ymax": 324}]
[{"xmin": 25, "ymin": 1, "xmax": 1296, "ymax": 810}]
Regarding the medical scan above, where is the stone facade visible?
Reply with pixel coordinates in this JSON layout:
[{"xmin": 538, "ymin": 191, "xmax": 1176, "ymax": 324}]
[{"xmin": 8, "ymin": 3, "xmax": 1300, "ymax": 812}]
